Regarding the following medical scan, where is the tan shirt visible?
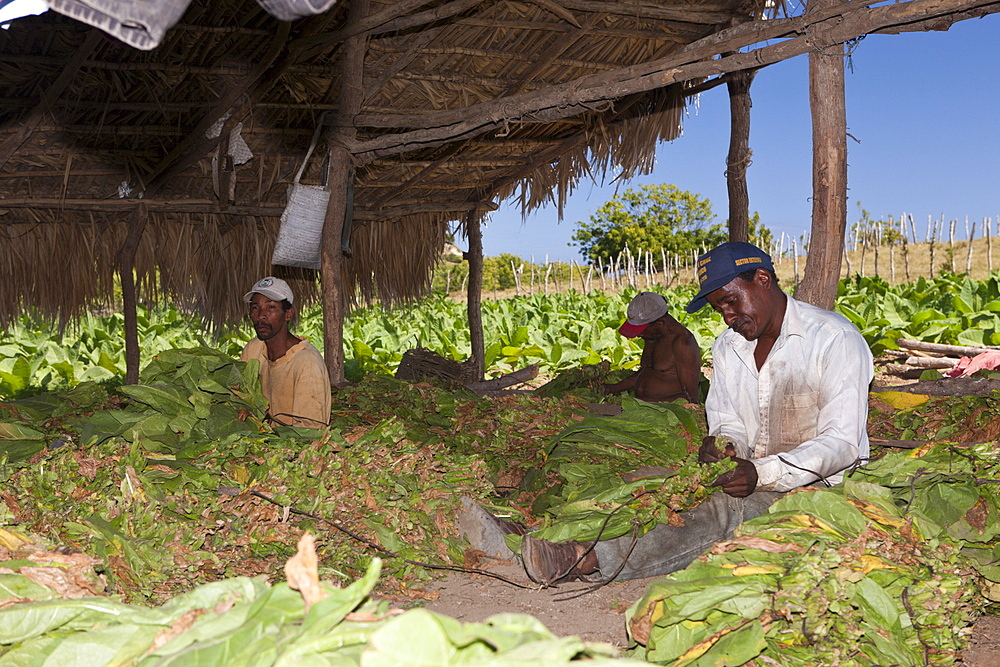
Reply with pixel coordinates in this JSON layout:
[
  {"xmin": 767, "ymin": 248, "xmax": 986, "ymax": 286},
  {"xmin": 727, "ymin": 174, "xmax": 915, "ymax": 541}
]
[{"xmin": 240, "ymin": 337, "xmax": 332, "ymax": 428}]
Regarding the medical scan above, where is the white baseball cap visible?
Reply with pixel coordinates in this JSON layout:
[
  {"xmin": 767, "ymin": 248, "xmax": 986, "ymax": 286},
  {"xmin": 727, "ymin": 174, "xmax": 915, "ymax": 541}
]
[
  {"xmin": 243, "ymin": 276, "xmax": 294, "ymax": 304},
  {"xmin": 618, "ymin": 292, "xmax": 668, "ymax": 338}
]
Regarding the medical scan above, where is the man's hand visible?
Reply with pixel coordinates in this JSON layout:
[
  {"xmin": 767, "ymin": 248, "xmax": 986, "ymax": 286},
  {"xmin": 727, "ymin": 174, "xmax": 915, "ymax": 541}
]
[
  {"xmin": 711, "ymin": 458, "xmax": 758, "ymax": 497},
  {"xmin": 698, "ymin": 436, "xmax": 724, "ymax": 463},
  {"xmin": 699, "ymin": 436, "xmax": 758, "ymax": 497}
]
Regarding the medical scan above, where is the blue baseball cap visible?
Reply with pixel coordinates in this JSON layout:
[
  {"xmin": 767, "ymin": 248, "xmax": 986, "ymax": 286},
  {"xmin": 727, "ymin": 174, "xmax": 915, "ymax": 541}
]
[{"xmin": 686, "ymin": 242, "xmax": 774, "ymax": 313}]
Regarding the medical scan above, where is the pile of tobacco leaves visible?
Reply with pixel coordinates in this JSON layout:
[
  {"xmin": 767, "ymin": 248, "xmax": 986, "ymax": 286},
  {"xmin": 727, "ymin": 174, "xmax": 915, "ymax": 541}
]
[
  {"xmin": 0, "ymin": 537, "xmax": 650, "ymax": 666},
  {"xmin": 621, "ymin": 391, "xmax": 1000, "ymax": 666},
  {"xmin": 0, "ymin": 349, "xmax": 718, "ymax": 604}
]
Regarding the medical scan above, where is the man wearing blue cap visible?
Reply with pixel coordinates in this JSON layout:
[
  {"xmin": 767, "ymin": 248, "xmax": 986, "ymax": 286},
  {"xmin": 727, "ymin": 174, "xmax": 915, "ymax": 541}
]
[
  {"xmin": 602, "ymin": 291, "xmax": 701, "ymax": 403},
  {"xmin": 517, "ymin": 241, "xmax": 873, "ymax": 585}
]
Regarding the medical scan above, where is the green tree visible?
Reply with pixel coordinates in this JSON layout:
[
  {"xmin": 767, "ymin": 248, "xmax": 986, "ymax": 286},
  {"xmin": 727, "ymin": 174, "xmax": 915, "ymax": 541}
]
[{"xmin": 570, "ymin": 185, "xmax": 725, "ymax": 265}]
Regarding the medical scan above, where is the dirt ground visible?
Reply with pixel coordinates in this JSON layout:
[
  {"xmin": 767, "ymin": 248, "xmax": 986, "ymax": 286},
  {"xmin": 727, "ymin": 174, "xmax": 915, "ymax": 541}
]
[{"xmin": 422, "ymin": 558, "xmax": 1000, "ymax": 664}]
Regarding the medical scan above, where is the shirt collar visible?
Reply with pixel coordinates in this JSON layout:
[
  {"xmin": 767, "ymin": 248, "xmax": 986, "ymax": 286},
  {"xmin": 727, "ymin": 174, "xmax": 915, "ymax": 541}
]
[
  {"xmin": 781, "ymin": 296, "xmax": 807, "ymax": 339},
  {"xmin": 726, "ymin": 293, "xmax": 801, "ymax": 358}
]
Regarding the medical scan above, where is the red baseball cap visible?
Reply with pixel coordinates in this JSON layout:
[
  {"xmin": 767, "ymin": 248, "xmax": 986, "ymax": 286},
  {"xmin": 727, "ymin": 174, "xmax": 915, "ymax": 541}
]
[{"xmin": 618, "ymin": 292, "xmax": 668, "ymax": 338}]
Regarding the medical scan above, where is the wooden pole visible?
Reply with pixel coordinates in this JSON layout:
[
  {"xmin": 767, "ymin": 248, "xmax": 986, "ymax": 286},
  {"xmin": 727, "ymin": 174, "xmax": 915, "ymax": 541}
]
[
  {"xmin": 966, "ymin": 219, "xmax": 976, "ymax": 276},
  {"xmin": 795, "ymin": 2, "xmax": 847, "ymax": 311},
  {"xmin": 988, "ymin": 217, "xmax": 994, "ymax": 273},
  {"xmin": 320, "ymin": 0, "xmax": 368, "ymax": 386},
  {"xmin": 118, "ymin": 203, "xmax": 148, "ymax": 385},
  {"xmin": 949, "ymin": 218, "xmax": 957, "ymax": 273},
  {"xmin": 725, "ymin": 67, "xmax": 755, "ymax": 242},
  {"xmin": 873, "ymin": 224, "xmax": 880, "ymax": 278},
  {"xmin": 929, "ymin": 218, "xmax": 937, "ymax": 279},
  {"xmin": 466, "ymin": 211, "xmax": 485, "ymax": 380}
]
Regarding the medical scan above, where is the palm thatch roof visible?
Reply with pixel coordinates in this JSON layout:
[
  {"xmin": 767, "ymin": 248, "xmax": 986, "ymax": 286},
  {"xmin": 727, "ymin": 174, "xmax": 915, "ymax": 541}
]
[{"xmin": 0, "ymin": 0, "xmax": 995, "ymax": 329}]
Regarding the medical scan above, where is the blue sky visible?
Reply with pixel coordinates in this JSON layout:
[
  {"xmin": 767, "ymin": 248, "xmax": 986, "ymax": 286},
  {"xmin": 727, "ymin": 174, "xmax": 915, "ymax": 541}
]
[{"xmin": 480, "ymin": 13, "xmax": 1000, "ymax": 262}]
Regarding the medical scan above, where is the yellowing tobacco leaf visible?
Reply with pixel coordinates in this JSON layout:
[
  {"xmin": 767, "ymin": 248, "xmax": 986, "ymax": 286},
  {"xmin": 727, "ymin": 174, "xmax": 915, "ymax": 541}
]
[{"xmin": 873, "ymin": 391, "xmax": 929, "ymax": 410}]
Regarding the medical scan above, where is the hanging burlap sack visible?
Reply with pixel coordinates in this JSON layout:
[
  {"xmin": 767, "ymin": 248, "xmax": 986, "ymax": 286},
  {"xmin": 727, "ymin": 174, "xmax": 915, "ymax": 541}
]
[{"xmin": 272, "ymin": 121, "xmax": 329, "ymax": 269}]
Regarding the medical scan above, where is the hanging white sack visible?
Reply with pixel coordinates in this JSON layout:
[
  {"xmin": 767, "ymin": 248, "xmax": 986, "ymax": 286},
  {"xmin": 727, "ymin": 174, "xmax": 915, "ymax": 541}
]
[{"xmin": 271, "ymin": 121, "xmax": 329, "ymax": 269}]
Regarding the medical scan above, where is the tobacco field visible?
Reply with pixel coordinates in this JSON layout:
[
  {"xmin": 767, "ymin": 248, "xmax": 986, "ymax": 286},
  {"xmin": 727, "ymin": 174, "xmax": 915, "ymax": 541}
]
[{"xmin": 1, "ymin": 273, "xmax": 999, "ymax": 665}]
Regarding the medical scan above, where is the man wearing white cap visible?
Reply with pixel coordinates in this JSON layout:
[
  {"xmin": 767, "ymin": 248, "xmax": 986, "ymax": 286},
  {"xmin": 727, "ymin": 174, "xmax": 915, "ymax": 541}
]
[
  {"xmin": 240, "ymin": 277, "xmax": 331, "ymax": 428},
  {"xmin": 603, "ymin": 291, "xmax": 701, "ymax": 403}
]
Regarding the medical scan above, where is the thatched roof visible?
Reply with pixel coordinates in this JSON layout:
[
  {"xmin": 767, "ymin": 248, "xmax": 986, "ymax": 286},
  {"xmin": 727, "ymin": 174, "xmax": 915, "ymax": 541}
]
[{"xmin": 2, "ymin": 0, "xmax": 989, "ymax": 328}]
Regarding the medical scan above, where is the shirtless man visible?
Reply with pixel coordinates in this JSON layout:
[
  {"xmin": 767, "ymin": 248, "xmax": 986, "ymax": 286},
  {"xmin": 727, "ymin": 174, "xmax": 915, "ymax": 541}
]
[{"xmin": 603, "ymin": 291, "xmax": 702, "ymax": 403}]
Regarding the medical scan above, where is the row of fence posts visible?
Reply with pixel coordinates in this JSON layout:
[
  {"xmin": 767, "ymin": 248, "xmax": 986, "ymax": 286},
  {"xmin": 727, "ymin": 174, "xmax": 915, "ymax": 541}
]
[
  {"xmin": 451, "ymin": 238, "xmax": 825, "ymax": 296},
  {"xmin": 842, "ymin": 213, "xmax": 995, "ymax": 282},
  {"xmin": 500, "ymin": 246, "xmax": 709, "ymax": 296},
  {"xmin": 445, "ymin": 214, "xmax": 998, "ymax": 296}
]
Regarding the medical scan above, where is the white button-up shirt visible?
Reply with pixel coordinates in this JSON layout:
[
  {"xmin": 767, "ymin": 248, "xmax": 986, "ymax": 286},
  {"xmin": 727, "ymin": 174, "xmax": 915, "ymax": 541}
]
[{"xmin": 706, "ymin": 296, "xmax": 873, "ymax": 491}]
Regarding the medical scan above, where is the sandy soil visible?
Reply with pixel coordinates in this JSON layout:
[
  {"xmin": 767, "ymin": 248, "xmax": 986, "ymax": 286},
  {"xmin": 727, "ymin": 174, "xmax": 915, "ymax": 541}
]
[
  {"xmin": 423, "ymin": 560, "xmax": 651, "ymax": 650},
  {"xmin": 422, "ymin": 559, "xmax": 1000, "ymax": 664}
]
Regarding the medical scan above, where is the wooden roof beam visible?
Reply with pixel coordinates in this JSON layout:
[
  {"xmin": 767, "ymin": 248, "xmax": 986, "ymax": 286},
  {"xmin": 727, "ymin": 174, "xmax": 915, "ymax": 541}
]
[
  {"xmin": 350, "ymin": 0, "xmax": 1000, "ymax": 162},
  {"xmin": 0, "ymin": 30, "xmax": 102, "ymax": 172},
  {"xmin": 292, "ymin": 0, "xmax": 487, "ymax": 58},
  {"xmin": 370, "ymin": 141, "xmax": 468, "ymax": 208},
  {"xmin": 453, "ymin": 17, "xmax": 697, "ymax": 42},
  {"xmin": 354, "ymin": 200, "xmax": 498, "ymax": 219},
  {"xmin": 559, "ymin": 1, "xmax": 743, "ymax": 24},
  {"xmin": 370, "ymin": 43, "xmax": 645, "ymax": 72},
  {"xmin": 0, "ymin": 197, "xmax": 284, "ymax": 216}
]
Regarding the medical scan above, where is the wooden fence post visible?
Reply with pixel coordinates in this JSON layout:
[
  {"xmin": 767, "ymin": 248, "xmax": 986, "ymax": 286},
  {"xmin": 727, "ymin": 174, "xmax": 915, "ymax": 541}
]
[
  {"xmin": 966, "ymin": 219, "xmax": 976, "ymax": 276},
  {"xmin": 987, "ymin": 217, "xmax": 994, "ymax": 273},
  {"xmin": 949, "ymin": 218, "xmax": 957, "ymax": 273},
  {"xmin": 873, "ymin": 224, "xmax": 880, "ymax": 278},
  {"xmin": 929, "ymin": 219, "xmax": 937, "ymax": 279}
]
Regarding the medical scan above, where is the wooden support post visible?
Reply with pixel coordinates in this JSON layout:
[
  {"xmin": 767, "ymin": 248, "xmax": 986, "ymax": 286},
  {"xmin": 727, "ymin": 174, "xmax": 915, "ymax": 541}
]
[
  {"xmin": 118, "ymin": 203, "xmax": 148, "ymax": 385},
  {"xmin": 796, "ymin": 0, "xmax": 847, "ymax": 310},
  {"xmin": 726, "ymin": 68, "xmax": 755, "ymax": 243},
  {"xmin": 320, "ymin": 0, "xmax": 368, "ymax": 386},
  {"xmin": 466, "ymin": 211, "xmax": 485, "ymax": 381}
]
